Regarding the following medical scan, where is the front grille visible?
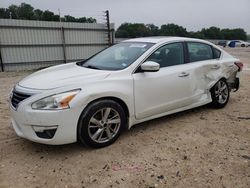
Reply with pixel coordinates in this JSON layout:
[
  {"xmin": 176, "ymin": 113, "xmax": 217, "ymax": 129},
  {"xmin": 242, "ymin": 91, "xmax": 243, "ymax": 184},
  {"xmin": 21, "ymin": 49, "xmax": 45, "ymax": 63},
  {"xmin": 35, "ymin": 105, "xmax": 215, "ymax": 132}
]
[{"xmin": 11, "ymin": 90, "xmax": 31, "ymax": 109}]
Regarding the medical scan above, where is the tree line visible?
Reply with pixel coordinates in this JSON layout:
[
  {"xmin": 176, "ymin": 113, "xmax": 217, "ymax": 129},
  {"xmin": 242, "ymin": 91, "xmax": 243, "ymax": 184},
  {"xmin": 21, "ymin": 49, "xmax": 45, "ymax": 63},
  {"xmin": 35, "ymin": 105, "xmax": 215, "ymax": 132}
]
[
  {"xmin": 0, "ymin": 3, "xmax": 96, "ymax": 23},
  {"xmin": 115, "ymin": 23, "xmax": 247, "ymax": 40},
  {"xmin": 0, "ymin": 3, "xmax": 248, "ymax": 40}
]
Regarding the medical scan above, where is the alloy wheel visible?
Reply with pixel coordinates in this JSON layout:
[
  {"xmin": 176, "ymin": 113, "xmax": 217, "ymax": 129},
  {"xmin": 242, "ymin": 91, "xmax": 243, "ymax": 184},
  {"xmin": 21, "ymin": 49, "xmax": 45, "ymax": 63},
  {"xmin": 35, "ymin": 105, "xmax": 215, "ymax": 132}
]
[
  {"xmin": 87, "ymin": 107, "xmax": 121, "ymax": 143},
  {"xmin": 214, "ymin": 80, "xmax": 229, "ymax": 104}
]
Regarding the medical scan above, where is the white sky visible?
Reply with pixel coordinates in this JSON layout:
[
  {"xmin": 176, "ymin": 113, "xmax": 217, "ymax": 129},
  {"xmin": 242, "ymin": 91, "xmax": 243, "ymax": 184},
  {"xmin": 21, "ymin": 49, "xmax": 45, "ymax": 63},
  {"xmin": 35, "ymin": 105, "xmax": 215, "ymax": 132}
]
[{"xmin": 2, "ymin": 0, "xmax": 250, "ymax": 33}]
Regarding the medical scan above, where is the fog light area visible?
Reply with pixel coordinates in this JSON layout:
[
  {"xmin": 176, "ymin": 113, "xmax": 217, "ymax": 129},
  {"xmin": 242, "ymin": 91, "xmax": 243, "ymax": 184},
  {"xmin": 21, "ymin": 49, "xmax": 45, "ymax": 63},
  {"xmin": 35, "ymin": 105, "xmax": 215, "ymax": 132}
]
[{"xmin": 32, "ymin": 125, "xmax": 58, "ymax": 139}]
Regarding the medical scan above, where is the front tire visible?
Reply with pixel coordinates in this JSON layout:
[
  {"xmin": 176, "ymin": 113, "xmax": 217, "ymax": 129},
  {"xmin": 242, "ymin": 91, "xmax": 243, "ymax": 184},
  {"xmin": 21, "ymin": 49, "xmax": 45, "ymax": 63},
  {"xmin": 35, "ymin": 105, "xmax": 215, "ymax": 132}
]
[
  {"xmin": 77, "ymin": 99, "xmax": 126, "ymax": 148},
  {"xmin": 210, "ymin": 79, "xmax": 230, "ymax": 108}
]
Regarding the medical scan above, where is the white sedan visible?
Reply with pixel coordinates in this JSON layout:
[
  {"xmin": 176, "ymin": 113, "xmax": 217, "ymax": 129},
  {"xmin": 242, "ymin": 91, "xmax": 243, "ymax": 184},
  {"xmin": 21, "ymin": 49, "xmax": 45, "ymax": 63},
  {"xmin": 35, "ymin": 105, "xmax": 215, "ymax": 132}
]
[
  {"xmin": 234, "ymin": 40, "xmax": 250, "ymax": 47},
  {"xmin": 9, "ymin": 37, "xmax": 243, "ymax": 148},
  {"xmin": 228, "ymin": 40, "xmax": 250, "ymax": 47}
]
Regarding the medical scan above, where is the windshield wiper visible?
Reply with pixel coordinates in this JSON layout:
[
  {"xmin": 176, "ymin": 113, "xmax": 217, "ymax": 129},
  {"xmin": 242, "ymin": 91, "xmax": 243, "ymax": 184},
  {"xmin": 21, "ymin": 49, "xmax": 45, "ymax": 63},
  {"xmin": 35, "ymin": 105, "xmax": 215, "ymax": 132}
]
[{"xmin": 83, "ymin": 65, "xmax": 100, "ymax": 70}]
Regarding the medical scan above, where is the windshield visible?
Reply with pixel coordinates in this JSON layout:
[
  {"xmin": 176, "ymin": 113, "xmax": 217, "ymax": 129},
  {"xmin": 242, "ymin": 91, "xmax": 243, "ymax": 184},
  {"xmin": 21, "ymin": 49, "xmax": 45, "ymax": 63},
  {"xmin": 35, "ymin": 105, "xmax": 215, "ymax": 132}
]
[{"xmin": 79, "ymin": 42, "xmax": 154, "ymax": 70}]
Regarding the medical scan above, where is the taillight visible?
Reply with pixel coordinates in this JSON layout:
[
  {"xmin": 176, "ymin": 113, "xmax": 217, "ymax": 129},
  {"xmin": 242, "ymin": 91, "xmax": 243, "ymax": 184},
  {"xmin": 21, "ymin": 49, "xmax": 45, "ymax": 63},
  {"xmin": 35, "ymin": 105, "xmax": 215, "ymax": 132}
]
[{"xmin": 234, "ymin": 62, "xmax": 243, "ymax": 72}]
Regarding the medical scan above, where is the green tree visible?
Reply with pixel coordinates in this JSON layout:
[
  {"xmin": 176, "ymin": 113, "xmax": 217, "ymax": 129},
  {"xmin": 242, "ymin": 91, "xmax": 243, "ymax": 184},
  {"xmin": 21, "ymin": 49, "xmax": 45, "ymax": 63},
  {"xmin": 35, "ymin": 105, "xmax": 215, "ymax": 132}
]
[
  {"xmin": 0, "ymin": 3, "xmax": 97, "ymax": 23},
  {"xmin": 160, "ymin": 24, "xmax": 188, "ymax": 37},
  {"xmin": 65, "ymin": 15, "xmax": 77, "ymax": 22},
  {"xmin": 221, "ymin": 28, "xmax": 247, "ymax": 40},
  {"xmin": 34, "ymin": 9, "xmax": 43, "ymax": 20},
  {"xmin": 146, "ymin": 24, "xmax": 159, "ymax": 36},
  {"xmin": 116, "ymin": 23, "xmax": 151, "ymax": 38},
  {"xmin": 42, "ymin": 10, "xmax": 59, "ymax": 21},
  {"xmin": 8, "ymin": 5, "xmax": 18, "ymax": 19},
  {"xmin": 17, "ymin": 3, "xmax": 34, "ymax": 20},
  {"xmin": 77, "ymin": 17, "xmax": 87, "ymax": 23},
  {"xmin": 221, "ymin": 29, "xmax": 232, "ymax": 39},
  {"xmin": 115, "ymin": 23, "xmax": 130, "ymax": 38},
  {"xmin": 200, "ymin": 27, "xmax": 222, "ymax": 39},
  {"xmin": 85, "ymin": 17, "xmax": 96, "ymax": 23},
  {"xmin": 64, "ymin": 15, "xmax": 96, "ymax": 23},
  {"xmin": 231, "ymin": 28, "xmax": 247, "ymax": 40},
  {"xmin": 0, "ymin": 8, "xmax": 10, "ymax": 18},
  {"xmin": 188, "ymin": 31, "xmax": 205, "ymax": 39}
]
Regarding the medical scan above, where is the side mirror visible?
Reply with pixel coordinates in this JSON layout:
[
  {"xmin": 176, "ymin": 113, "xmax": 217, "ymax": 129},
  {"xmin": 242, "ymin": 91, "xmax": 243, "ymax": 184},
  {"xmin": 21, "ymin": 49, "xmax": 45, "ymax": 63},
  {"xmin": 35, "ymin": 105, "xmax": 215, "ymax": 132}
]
[{"xmin": 140, "ymin": 61, "xmax": 160, "ymax": 72}]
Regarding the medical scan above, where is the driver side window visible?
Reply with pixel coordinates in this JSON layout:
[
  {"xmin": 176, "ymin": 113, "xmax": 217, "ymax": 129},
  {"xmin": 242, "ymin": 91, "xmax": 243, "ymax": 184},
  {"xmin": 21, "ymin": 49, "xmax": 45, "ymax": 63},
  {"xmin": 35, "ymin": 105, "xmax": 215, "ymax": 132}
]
[{"xmin": 146, "ymin": 43, "xmax": 184, "ymax": 68}]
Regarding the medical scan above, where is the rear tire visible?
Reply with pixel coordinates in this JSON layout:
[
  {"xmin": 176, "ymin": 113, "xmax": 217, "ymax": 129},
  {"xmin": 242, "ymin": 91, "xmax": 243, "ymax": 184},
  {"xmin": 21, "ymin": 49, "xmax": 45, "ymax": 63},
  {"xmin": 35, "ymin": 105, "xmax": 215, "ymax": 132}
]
[
  {"xmin": 77, "ymin": 99, "xmax": 126, "ymax": 148},
  {"xmin": 241, "ymin": 44, "xmax": 245, "ymax": 47},
  {"xmin": 210, "ymin": 79, "xmax": 230, "ymax": 108}
]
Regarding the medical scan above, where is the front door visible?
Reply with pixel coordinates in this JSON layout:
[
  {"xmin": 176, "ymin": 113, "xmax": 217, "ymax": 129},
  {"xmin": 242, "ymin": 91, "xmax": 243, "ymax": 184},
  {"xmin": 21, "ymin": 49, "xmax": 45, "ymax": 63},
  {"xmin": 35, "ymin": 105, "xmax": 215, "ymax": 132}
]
[{"xmin": 133, "ymin": 42, "xmax": 193, "ymax": 120}]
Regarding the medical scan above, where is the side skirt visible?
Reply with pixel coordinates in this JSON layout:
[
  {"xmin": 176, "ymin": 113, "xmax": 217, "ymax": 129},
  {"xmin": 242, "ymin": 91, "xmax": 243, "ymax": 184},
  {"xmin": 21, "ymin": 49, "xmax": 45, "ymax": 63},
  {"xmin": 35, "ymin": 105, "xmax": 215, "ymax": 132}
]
[{"xmin": 128, "ymin": 98, "xmax": 212, "ymax": 129}]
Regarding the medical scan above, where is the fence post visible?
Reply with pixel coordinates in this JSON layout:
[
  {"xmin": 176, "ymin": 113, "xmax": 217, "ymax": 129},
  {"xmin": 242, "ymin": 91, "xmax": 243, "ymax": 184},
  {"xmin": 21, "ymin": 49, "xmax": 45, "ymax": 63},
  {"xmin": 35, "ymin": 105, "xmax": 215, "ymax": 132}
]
[
  {"xmin": 111, "ymin": 29, "xmax": 114, "ymax": 44},
  {"xmin": 0, "ymin": 48, "xmax": 3, "ymax": 72},
  {"xmin": 0, "ymin": 38, "xmax": 3, "ymax": 71},
  {"xmin": 61, "ymin": 27, "xmax": 67, "ymax": 63}
]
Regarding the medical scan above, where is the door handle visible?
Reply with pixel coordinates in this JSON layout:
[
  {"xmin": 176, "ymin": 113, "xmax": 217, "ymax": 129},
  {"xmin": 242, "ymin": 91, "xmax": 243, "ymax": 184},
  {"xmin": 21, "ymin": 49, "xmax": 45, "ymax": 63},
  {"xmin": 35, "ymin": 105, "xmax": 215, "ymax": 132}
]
[
  {"xmin": 178, "ymin": 72, "xmax": 189, "ymax": 77},
  {"xmin": 211, "ymin": 65, "xmax": 221, "ymax": 69}
]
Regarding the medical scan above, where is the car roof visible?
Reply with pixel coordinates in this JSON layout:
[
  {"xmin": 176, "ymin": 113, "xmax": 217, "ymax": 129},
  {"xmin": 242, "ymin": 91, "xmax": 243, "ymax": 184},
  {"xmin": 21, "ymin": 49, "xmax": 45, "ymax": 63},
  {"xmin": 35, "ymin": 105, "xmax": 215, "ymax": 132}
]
[{"xmin": 123, "ymin": 36, "xmax": 209, "ymax": 44}]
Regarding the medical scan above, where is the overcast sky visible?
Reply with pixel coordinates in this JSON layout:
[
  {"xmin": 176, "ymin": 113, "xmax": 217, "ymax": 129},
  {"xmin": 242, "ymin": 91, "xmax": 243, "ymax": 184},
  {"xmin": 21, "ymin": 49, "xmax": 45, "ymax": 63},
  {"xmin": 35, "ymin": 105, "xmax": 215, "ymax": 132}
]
[{"xmin": 2, "ymin": 0, "xmax": 250, "ymax": 33}]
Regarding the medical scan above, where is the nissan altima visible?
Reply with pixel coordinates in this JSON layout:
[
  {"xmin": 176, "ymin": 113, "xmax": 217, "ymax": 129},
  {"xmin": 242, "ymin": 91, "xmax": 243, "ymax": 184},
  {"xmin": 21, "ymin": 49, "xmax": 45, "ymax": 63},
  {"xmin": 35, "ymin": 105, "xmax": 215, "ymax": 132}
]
[{"xmin": 9, "ymin": 37, "xmax": 243, "ymax": 148}]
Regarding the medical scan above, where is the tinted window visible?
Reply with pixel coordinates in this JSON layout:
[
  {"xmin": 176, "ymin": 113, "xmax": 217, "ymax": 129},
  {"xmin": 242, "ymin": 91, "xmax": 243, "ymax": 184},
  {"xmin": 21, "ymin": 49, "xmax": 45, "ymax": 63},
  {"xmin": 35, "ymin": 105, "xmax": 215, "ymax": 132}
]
[
  {"xmin": 213, "ymin": 48, "xmax": 221, "ymax": 59},
  {"xmin": 187, "ymin": 42, "xmax": 213, "ymax": 62},
  {"xmin": 147, "ymin": 43, "xmax": 184, "ymax": 68}
]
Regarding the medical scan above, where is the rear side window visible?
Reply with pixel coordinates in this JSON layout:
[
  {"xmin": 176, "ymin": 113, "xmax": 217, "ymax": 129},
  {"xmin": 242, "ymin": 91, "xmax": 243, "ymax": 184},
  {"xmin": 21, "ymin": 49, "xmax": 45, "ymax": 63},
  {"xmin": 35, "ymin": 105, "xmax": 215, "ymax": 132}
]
[
  {"xmin": 187, "ymin": 42, "xmax": 213, "ymax": 62},
  {"xmin": 213, "ymin": 48, "xmax": 221, "ymax": 59}
]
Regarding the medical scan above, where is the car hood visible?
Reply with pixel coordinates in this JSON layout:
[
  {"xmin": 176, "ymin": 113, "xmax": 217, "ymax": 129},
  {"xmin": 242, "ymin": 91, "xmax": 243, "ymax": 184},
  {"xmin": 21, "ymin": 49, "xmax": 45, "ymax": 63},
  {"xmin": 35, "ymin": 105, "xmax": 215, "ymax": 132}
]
[{"xmin": 18, "ymin": 63, "xmax": 111, "ymax": 90}]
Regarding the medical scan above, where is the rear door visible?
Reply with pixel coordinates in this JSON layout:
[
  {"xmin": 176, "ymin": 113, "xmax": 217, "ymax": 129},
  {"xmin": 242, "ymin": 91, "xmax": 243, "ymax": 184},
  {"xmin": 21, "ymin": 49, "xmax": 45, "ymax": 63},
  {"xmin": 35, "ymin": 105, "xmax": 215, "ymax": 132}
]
[{"xmin": 185, "ymin": 42, "xmax": 225, "ymax": 103}]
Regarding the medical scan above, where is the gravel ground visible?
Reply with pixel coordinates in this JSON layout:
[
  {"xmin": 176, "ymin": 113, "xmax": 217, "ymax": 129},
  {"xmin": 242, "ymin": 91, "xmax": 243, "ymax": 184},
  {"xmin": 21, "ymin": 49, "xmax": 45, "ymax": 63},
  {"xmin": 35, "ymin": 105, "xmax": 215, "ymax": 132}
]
[{"xmin": 0, "ymin": 48, "xmax": 250, "ymax": 188}]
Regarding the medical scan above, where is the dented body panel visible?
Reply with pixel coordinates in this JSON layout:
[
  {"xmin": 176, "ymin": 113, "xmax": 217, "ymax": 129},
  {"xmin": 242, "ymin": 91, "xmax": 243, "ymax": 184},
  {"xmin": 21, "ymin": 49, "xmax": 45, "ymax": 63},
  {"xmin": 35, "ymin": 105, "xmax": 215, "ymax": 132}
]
[{"xmin": 9, "ymin": 37, "xmax": 241, "ymax": 145}]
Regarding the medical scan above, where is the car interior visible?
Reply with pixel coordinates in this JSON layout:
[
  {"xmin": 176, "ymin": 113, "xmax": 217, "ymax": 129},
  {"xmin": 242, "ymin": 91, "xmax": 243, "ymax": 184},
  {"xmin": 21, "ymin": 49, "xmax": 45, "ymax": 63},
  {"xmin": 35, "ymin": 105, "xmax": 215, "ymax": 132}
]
[{"xmin": 148, "ymin": 45, "xmax": 184, "ymax": 67}]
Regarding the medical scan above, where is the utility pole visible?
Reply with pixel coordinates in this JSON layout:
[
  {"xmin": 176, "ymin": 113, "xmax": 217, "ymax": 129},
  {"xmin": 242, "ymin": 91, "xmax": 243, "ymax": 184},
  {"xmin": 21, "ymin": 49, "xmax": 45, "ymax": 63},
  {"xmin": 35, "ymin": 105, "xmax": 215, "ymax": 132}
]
[
  {"xmin": 58, "ymin": 8, "xmax": 62, "ymax": 23},
  {"xmin": 58, "ymin": 8, "xmax": 66, "ymax": 63},
  {"xmin": 105, "ymin": 10, "xmax": 111, "ymax": 45}
]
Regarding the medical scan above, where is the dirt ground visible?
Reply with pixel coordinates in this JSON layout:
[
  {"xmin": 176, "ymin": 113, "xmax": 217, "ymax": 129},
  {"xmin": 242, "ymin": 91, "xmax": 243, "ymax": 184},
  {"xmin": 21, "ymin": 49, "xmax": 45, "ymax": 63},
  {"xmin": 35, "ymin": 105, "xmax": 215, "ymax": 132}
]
[{"xmin": 0, "ymin": 47, "xmax": 250, "ymax": 188}]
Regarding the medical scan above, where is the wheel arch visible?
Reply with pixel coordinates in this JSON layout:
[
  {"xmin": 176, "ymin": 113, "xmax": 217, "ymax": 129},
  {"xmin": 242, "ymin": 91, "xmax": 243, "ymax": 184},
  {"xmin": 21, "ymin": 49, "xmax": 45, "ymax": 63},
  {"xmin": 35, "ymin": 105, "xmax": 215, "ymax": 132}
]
[
  {"xmin": 209, "ymin": 77, "xmax": 227, "ymax": 92},
  {"xmin": 209, "ymin": 77, "xmax": 230, "ymax": 108},
  {"xmin": 78, "ymin": 96, "xmax": 130, "ymax": 129},
  {"xmin": 91, "ymin": 96, "xmax": 129, "ymax": 119},
  {"xmin": 76, "ymin": 96, "xmax": 129, "ymax": 147}
]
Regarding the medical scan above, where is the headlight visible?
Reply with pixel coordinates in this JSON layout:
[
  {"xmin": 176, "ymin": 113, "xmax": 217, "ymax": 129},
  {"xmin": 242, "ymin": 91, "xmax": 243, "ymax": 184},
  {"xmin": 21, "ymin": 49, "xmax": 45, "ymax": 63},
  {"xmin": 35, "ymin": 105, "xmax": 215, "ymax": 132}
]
[{"xmin": 31, "ymin": 89, "xmax": 80, "ymax": 110}]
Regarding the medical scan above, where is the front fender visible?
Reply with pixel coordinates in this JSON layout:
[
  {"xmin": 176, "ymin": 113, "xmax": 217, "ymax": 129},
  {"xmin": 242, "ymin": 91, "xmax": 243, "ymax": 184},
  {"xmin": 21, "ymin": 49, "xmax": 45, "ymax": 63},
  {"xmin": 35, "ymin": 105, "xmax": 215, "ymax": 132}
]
[{"xmin": 70, "ymin": 79, "xmax": 134, "ymax": 119}]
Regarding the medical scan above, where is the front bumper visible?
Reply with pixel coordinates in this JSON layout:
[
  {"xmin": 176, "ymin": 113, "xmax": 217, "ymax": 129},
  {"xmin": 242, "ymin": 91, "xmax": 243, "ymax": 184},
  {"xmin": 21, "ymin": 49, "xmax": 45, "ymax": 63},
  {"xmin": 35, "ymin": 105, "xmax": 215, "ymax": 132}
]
[{"xmin": 10, "ymin": 102, "xmax": 83, "ymax": 145}]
